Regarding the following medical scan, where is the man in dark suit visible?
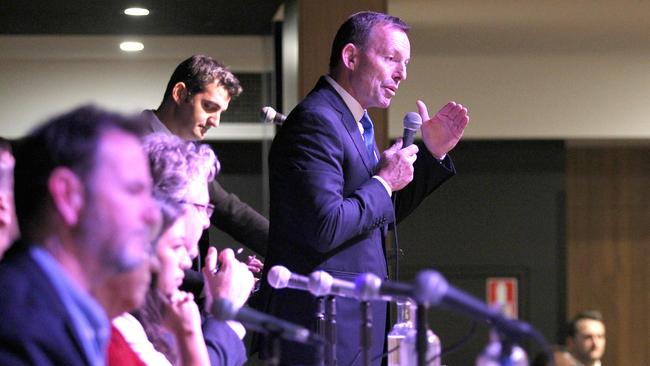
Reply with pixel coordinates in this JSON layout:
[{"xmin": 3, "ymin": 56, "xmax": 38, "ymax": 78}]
[
  {"xmin": 259, "ymin": 11, "xmax": 469, "ymax": 365},
  {"xmin": 142, "ymin": 55, "xmax": 268, "ymax": 262},
  {"xmin": 0, "ymin": 106, "xmax": 160, "ymax": 365}
]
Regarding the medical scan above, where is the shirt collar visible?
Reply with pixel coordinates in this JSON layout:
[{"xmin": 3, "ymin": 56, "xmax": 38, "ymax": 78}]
[
  {"xmin": 324, "ymin": 75, "xmax": 365, "ymax": 123},
  {"xmin": 143, "ymin": 110, "xmax": 173, "ymax": 135},
  {"xmin": 30, "ymin": 246, "xmax": 110, "ymax": 366}
]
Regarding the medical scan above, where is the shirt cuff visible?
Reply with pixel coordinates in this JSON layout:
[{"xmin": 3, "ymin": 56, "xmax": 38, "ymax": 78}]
[
  {"xmin": 226, "ymin": 320, "xmax": 247, "ymax": 340},
  {"xmin": 372, "ymin": 175, "xmax": 392, "ymax": 196}
]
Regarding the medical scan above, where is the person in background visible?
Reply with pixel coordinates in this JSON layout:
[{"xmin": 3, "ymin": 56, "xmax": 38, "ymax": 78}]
[
  {"xmin": 0, "ymin": 138, "xmax": 18, "ymax": 259},
  {"xmin": 0, "ymin": 105, "xmax": 160, "ymax": 365},
  {"xmin": 143, "ymin": 54, "xmax": 267, "ymax": 268},
  {"xmin": 566, "ymin": 310, "xmax": 606, "ymax": 366}
]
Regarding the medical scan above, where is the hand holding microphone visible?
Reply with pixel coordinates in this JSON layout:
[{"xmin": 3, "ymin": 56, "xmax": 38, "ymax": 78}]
[{"xmin": 375, "ymin": 112, "xmax": 422, "ymax": 192}]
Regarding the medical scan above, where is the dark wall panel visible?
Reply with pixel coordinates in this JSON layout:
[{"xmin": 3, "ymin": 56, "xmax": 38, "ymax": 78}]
[{"xmin": 395, "ymin": 140, "xmax": 566, "ymax": 365}]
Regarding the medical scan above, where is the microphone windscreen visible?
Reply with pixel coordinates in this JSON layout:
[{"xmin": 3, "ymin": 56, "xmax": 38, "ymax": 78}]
[
  {"xmin": 403, "ymin": 112, "xmax": 422, "ymax": 131},
  {"xmin": 260, "ymin": 106, "xmax": 275, "ymax": 123},
  {"xmin": 308, "ymin": 270, "xmax": 333, "ymax": 297},
  {"xmin": 355, "ymin": 272, "xmax": 382, "ymax": 301},
  {"xmin": 414, "ymin": 270, "xmax": 449, "ymax": 305},
  {"xmin": 267, "ymin": 265, "xmax": 291, "ymax": 289}
]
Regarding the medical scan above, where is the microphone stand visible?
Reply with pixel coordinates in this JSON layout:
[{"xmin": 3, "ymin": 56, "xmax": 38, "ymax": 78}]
[
  {"xmin": 316, "ymin": 297, "xmax": 326, "ymax": 366},
  {"xmin": 360, "ymin": 301, "xmax": 373, "ymax": 366},
  {"xmin": 264, "ymin": 332, "xmax": 281, "ymax": 366},
  {"xmin": 325, "ymin": 296, "xmax": 337, "ymax": 366},
  {"xmin": 316, "ymin": 296, "xmax": 337, "ymax": 366},
  {"xmin": 416, "ymin": 304, "xmax": 428, "ymax": 366}
]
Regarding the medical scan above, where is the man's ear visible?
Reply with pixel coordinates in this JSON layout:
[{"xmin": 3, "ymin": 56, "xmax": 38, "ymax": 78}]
[
  {"xmin": 171, "ymin": 82, "xmax": 189, "ymax": 104},
  {"xmin": 48, "ymin": 168, "xmax": 85, "ymax": 226},
  {"xmin": 341, "ymin": 43, "xmax": 358, "ymax": 71}
]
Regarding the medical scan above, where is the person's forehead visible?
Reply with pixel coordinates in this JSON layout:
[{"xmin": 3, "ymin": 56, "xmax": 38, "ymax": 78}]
[
  {"xmin": 368, "ymin": 24, "xmax": 408, "ymax": 42},
  {"xmin": 95, "ymin": 130, "xmax": 148, "ymax": 175},
  {"xmin": 577, "ymin": 319, "xmax": 605, "ymax": 334},
  {"xmin": 200, "ymin": 82, "xmax": 231, "ymax": 101},
  {"xmin": 100, "ymin": 129, "xmax": 141, "ymax": 154},
  {"xmin": 366, "ymin": 25, "xmax": 410, "ymax": 54}
]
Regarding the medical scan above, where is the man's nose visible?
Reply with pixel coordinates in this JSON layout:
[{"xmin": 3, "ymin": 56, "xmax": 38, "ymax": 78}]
[
  {"xmin": 201, "ymin": 213, "xmax": 210, "ymax": 230},
  {"xmin": 207, "ymin": 113, "xmax": 221, "ymax": 128},
  {"xmin": 180, "ymin": 248, "xmax": 193, "ymax": 270},
  {"xmin": 394, "ymin": 62, "xmax": 407, "ymax": 81}
]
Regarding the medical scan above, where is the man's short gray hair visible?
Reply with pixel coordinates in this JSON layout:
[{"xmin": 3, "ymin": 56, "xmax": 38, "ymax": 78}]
[{"xmin": 142, "ymin": 133, "xmax": 219, "ymax": 203}]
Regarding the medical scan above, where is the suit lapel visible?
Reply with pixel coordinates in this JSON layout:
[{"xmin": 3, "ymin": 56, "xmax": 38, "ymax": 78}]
[{"xmin": 316, "ymin": 78, "xmax": 376, "ymax": 176}]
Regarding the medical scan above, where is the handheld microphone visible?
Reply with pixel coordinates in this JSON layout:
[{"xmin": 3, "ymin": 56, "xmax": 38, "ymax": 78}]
[
  {"xmin": 211, "ymin": 298, "xmax": 323, "ymax": 345},
  {"xmin": 267, "ymin": 265, "xmax": 310, "ymax": 292},
  {"xmin": 308, "ymin": 270, "xmax": 357, "ymax": 298},
  {"xmin": 402, "ymin": 112, "xmax": 422, "ymax": 147},
  {"xmin": 260, "ymin": 106, "xmax": 286, "ymax": 125}
]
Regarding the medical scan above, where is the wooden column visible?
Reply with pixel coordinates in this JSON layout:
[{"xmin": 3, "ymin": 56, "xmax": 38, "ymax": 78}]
[
  {"xmin": 567, "ymin": 146, "xmax": 650, "ymax": 366},
  {"xmin": 283, "ymin": 0, "xmax": 389, "ymax": 150}
]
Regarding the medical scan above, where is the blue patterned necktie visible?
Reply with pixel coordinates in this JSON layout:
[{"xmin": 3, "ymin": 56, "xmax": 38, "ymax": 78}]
[{"xmin": 360, "ymin": 111, "xmax": 378, "ymax": 166}]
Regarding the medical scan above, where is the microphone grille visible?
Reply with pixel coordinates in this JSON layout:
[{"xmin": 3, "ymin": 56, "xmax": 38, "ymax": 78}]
[
  {"xmin": 308, "ymin": 270, "xmax": 333, "ymax": 297},
  {"xmin": 403, "ymin": 112, "xmax": 422, "ymax": 130},
  {"xmin": 260, "ymin": 106, "xmax": 276, "ymax": 123},
  {"xmin": 414, "ymin": 270, "xmax": 448, "ymax": 305},
  {"xmin": 268, "ymin": 265, "xmax": 291, "ymax": 289},
  {"xmin": 354, "ymin": 272, "xmax": 381, "ymax": 301}
]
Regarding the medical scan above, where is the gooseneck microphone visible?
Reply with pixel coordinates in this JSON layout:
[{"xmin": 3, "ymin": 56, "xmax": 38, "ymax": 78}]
[
  {"xmin": 260, "ymin": 106, "xmax": 286, "ymax": 125},
  {"xmin": 211, "ymin": 298, "xmax": 323, "ymax": 345},
  {"xmin": 402, "ymin": 112, "xmax": 422, "ymax": 147},
  {"xmin": 354, "ymin": 270, "xmax": 546, "ymax": 344},
  {"xmin": 267, "ymin": 265, "xmax": 310, "ymax": 291},
  {"xmin": 308, "ymin": 270, "xmax": 357, "ymax": 298},
  {"xmin": 268, "ymin": 265, "xmax": 358, "ymax": 299},
  {"xmin": 355, "ymin": 273, "xmax": 412, "ymax": 302}
]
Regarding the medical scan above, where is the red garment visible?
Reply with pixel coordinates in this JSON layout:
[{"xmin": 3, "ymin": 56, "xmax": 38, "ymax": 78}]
[{"xmin": 107, "ymin": 324, "xmax": 147, "ymax": 366}]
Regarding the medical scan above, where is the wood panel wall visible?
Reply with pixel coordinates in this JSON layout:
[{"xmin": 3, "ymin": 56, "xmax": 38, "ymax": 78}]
[{"xmin": 567, "ymin": 146, "xmax": 650, "ymax": 366}]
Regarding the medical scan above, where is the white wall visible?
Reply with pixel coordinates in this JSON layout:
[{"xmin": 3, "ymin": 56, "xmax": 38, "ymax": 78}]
[
  {"xmin": 2, "ymin": 1, "xmax": 650, "ymax": 141},
  {"xmin": 0, "ymin": 35, "xmax": 273, "ymax": 139},
  {"xmin": 388, "ymin": 0, "xmax": 650, "ymax": 140},
  {"xmin": 390, "ymin": 49, "xmax": 650, "ymax": 139}
]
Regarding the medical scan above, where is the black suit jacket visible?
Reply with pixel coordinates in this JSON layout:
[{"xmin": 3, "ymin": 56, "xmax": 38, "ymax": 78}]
[
  {"xmin": 0, "ymin": 244, "xmax": 93, "ymax": 366},
  {"xmin": 257, "ymin": 77, "xmax": 456, "ymax": 365}
]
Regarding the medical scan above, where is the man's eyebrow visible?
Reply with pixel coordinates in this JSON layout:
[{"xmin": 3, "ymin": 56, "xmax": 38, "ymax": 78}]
[{"xmin": 204, "ymin": 100, "xmax": 223, "ymax": 110}]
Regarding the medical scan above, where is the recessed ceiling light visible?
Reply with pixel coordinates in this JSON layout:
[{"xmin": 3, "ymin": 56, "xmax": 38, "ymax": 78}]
[
  {"xmin": 124, "ymin": 7, "xmax": 150, "ymax": 16},
  {"xmin": 120, "ymin": 41, "xmax": 144, "ymax": 52}
]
